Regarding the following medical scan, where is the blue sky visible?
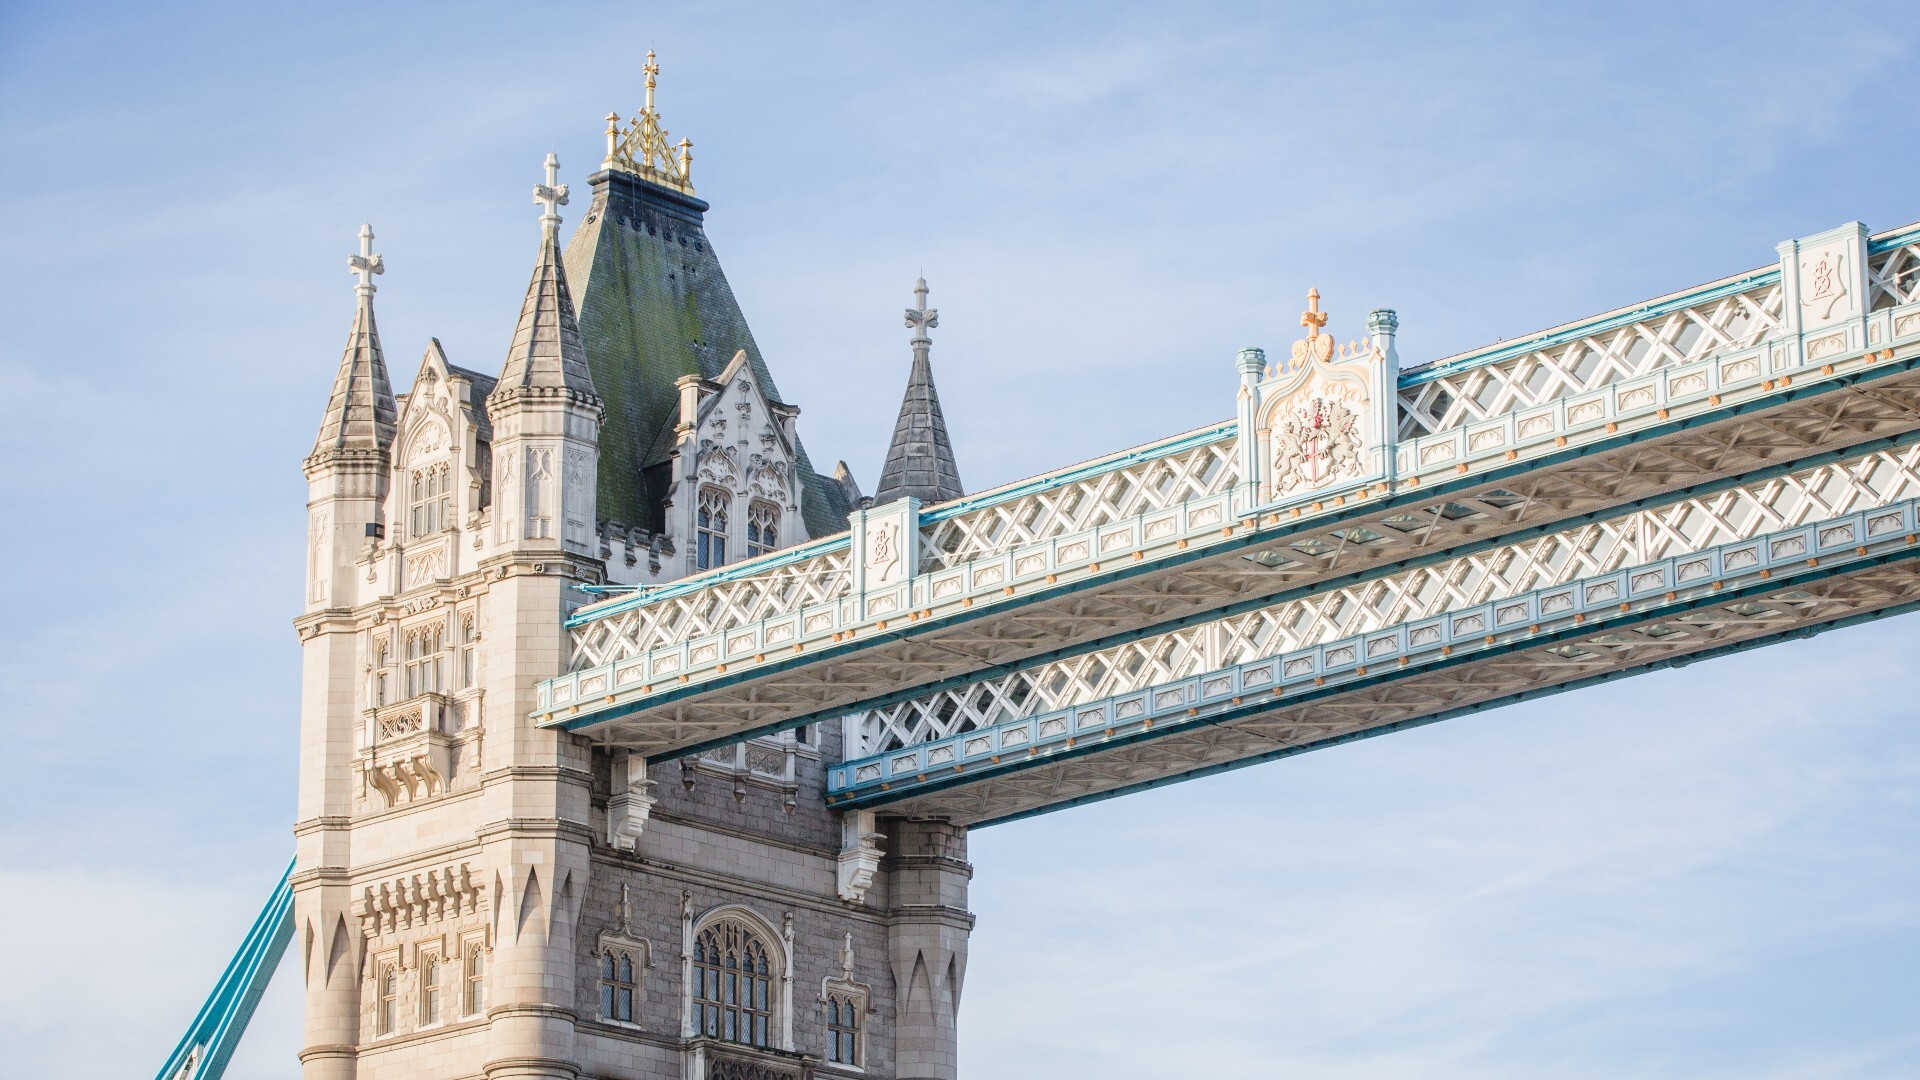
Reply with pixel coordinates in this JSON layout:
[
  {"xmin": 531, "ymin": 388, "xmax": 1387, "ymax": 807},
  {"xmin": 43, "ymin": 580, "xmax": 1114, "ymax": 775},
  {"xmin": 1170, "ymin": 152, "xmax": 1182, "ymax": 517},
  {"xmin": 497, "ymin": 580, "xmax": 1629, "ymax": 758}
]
[{"xmin": 2, "ymin": 1, "xmax": 1918, "ymax": 1076}]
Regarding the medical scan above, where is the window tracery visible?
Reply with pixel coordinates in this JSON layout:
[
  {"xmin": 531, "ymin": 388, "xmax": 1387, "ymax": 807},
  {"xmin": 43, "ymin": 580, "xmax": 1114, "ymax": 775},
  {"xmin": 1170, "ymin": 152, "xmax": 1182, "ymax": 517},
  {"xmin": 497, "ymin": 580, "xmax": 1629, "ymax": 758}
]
[
  {"xmin": 693, "ymin": 921, "xmax": 772, "ymax": 1047},
  {"xmin": 599, "ymin": 947, "xmax": 639, "ymax": 1023},
  {"xmin": 825, "ymin": 992, "xmax": 861, "ymax": 1066},
  {"xmin": 403, "ymin": 624, "xmax": 445, "ymax": 698},
  {"xmin": 697, "ymin": 487, "xmax": 731, "ymax": 570},
  {"xmin": 746, "ymin": 500, "xmax": 780, "ymax": 558},
  {"xmin": 408, "ymin": 462, "xmax": 452, "ymax": 538},
  {"xmin": 420, "ymin": 950, "xmax": 443, "ymax": 1025}
]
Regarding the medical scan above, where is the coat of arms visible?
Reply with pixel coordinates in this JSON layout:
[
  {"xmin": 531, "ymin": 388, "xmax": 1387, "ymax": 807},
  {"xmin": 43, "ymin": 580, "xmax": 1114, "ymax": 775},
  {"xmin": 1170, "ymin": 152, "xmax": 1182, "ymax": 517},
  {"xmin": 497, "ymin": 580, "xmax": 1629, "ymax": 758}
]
[
  {"xmin": 1236, "ymin": 289, "xmax": 1395, "ymax": 504},
  {"xmin": 1272, "ymin": 395, "xmax": 1361, "ymax": 495}
]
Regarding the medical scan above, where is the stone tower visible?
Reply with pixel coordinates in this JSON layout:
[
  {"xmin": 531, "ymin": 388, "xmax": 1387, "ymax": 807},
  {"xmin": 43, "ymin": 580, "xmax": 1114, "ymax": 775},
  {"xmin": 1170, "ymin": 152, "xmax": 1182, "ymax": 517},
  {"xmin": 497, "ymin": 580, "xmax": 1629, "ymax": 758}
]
[{"xmin": 291, "ymin": 64, "xmax": 972, "ymax": 1080}]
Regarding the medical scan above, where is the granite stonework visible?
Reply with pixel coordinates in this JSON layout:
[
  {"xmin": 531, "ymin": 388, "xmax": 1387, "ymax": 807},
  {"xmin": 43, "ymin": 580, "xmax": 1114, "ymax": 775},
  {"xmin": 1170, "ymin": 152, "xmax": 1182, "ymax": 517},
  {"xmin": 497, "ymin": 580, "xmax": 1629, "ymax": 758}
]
[{"xmin": 294, "ymin": 86, "xmax": 971, "ymax": 1080}]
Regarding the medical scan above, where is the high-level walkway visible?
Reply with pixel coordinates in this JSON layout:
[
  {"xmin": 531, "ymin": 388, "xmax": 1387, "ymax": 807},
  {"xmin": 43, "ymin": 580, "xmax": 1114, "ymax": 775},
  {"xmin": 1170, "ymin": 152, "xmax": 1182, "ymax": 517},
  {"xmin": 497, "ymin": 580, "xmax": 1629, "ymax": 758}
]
[{"xmin": 542, "ymin": 221, "xmax": 1920, "ymax": 828}]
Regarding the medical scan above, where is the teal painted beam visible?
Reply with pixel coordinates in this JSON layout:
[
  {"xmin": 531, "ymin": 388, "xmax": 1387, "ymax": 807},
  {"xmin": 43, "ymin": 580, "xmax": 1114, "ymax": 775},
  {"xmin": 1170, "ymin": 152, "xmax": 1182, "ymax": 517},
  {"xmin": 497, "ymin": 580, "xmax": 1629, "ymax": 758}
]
[{"xmin": 155, "ymin": 859, "xmax": 295, "ymax": 1080}]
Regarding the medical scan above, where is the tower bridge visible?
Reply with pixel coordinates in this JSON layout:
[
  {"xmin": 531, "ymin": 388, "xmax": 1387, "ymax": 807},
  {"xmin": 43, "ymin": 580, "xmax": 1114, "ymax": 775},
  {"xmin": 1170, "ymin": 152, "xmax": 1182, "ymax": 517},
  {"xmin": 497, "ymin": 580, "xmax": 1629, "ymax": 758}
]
[{"xmin": 160, "ymin": 63, "xmax": 1920, "ymax": 1080}]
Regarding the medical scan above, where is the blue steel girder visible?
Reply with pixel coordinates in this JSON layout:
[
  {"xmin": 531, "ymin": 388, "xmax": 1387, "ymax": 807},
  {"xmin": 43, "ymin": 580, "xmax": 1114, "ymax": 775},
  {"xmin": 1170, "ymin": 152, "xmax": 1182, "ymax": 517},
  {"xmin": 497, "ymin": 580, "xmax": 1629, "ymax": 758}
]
[
  {"xmin": 155, "ymin": 859, "xmax": 295, "ymax": 1080},
  {"xmin": 548, "ymin": 338, "xmax": 1920, "ymax": 759},
  {"xmin": 831, "ymin": 499, "xmax": 1920, "ymax": 825}
]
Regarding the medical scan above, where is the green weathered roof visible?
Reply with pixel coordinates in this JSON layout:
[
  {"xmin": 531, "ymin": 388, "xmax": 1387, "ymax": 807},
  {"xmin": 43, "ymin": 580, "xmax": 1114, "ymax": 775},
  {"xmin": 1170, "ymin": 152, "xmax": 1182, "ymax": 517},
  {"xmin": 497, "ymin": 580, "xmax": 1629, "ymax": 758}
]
[{"xmin": 562, "ymin": 169, "xmax": 846, "ymax": 537}]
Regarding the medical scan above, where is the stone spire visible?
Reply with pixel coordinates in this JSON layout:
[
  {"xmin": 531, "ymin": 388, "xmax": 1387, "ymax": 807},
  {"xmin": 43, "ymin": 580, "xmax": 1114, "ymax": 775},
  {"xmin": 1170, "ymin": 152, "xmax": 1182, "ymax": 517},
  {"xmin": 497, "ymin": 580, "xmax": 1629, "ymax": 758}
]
[
  {"xmin": 493, "ymin": 153, "xmax": 598, "ymax": 403},
  {"xmin": 309, "ymin": 224, "xmax": 397, "ymax": 462},
  {"xmin": 873, "ymin": 277, "xmax": 964, "ymax": 505}
]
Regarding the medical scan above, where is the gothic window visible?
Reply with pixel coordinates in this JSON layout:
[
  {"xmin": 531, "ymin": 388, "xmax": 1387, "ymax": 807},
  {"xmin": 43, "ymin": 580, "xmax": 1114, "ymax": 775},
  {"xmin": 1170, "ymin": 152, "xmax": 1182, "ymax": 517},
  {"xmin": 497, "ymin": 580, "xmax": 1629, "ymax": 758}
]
[
  {"xmin": 746, "ymin": 501, "xmax": 780, "ymax": 558},
  {"xmin": 462, "ymin": 941, "xmax": 487, "ymax": 1017},
  {"xmin": 826, "ymin": 992, "xmax": 861, "ymax": 1066},
  {"xmin": 693, "ymin": 922, "xmax": 772, "ymax": 1047},
  {"xmin": 373, "ymin": 637, "xmax": 391, "ymax": 706},
  {"xmin": 376, "ymin": 962, "xmax": 398, "ymax": 1035},
  {"xmin": 403, "ymin": 624, "xmax": 445, "ymax": 698},
  {"xmin": 408, "ymin": 463, "xmax": 452, "ymax": 539},
  {"xmin": 420, "ymin": 951, "xmax": 443, "ymax": 1025},
  {"xmin": 696, "ymin": 487, "xmax": 730, "ymax": 570},
  {"xmin": 458, "ymin": 614, "xmax": 476, "ymax": 690},
  {"xmin": 599, "ymin": 948, "xmax": 637, "ymax": 1023}
]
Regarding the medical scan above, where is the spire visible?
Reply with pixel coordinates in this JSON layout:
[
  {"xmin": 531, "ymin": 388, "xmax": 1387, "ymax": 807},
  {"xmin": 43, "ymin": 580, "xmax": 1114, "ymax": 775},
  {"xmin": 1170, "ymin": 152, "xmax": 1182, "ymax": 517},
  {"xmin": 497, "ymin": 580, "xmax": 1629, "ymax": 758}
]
[
  {"xmin": 874, "ymin": 277, "xmax": 964, "ymax": 505},
  {"xmin": 309, "ymin": 224, "xmax": 396, "ymax": 462},
  {"xmin": 601, "ymin": 51, "xmax": 695, "ymax": 194},
  {"xmin": 493, "ymin": 154, "xmax": 598, "ymax": 403}
]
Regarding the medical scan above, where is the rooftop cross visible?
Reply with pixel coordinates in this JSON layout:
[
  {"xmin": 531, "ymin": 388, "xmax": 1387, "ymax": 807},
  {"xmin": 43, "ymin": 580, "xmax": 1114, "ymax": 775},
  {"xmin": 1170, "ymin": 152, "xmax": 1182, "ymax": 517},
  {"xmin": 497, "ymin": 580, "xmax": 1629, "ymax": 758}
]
[
  {"xmin": 644, "ymin": 50, "xmax": 658, "ymax": 111},
  {"xmin": 533, "ymin": 152, "xmax": 569, "ymax": 234},
  {"xmin": 348, "ymin": 224, "xmax": 384, "ymax": 297},
  {"xmin": 905, "ymin": 277, "xmax": 938, "ymax": 353}
]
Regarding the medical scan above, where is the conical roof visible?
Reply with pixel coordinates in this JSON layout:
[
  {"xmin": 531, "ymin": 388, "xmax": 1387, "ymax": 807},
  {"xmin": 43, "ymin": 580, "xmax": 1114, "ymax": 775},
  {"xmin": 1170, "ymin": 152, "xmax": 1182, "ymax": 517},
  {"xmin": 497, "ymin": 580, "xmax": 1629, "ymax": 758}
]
[
  {"xmin": 874, "ymin": 279, "xmax": 963, "ymax": 505},
  {"xmin": 495, "ymin": 225, "xmax": 597, "ymax": 401},
  {"xmin": 311, "ymin": 226, "xmax": 396, "ymax": 460}
]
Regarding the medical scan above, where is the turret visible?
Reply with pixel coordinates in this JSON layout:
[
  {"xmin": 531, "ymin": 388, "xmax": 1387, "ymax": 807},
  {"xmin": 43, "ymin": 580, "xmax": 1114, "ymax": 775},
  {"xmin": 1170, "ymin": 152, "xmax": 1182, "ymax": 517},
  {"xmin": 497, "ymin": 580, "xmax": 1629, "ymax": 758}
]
[
  {"xmin": 487, "ymin": 153, "xmax": 603, "ymax": 555},
  {"xmin": 303, "ymin": 224, "xmax": 396, "ymax": 610}
]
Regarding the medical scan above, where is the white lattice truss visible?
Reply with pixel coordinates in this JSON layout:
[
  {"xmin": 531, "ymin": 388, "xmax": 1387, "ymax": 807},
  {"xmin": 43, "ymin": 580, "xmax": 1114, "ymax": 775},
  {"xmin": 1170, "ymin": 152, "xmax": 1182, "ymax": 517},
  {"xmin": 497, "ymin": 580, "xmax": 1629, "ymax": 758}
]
[
  {"xmin": 849, "ymin": 439, "xmax": 1920, "ymax": 756},
  {"xmin": 857, "ymin": 532, "xmax": 1920, "ymax": 827},
  {"xmin": 553, "ymin": 361, "xmax": 1920, "ymax": 758},
  {"xmin": 568, "ymin": 230, "xmax": 1920, "ymax": 670}
]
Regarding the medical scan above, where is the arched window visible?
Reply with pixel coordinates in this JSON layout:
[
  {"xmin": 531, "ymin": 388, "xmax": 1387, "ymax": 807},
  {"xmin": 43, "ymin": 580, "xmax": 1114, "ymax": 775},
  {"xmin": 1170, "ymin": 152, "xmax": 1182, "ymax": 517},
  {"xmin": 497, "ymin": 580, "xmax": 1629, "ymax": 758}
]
[
  {"xmin": 462, "ymin": 942, "xmax": 487, "ymax": 1016},
  {"xmin": 420, "ymin": 952, "xmax": 443, "ymax": 1025},
  {"xmin": 377, "ymin": 963, "xmax": 398, "ymax": 1035},
  {"xmin": 746, "ymin": 501, "xmax": 780, "ymax": 558},
  {"xmin": 409, "ymin": 462, "xmax": 451, "ymax": 539},
  {"xmin": 826, "ymin": 992, "xmax": 861, "ymax": 1065},
  {"xmin": 372, "ymin": 637, "xmax": 391, "ymax": 706},
  {"xmin": 693, "ymin": 922, "xmax": 771, "ymax": 1047},
  {"xmin": 457, "ymin": 614, "xmax": 477, "ymax": 690},
  {"xmin": 599, "ymin": 948, "xmax": 638, "ymax": 1022},
  {"xmin": 403, "ymin": 624, "xmax": 445, "ymax": 698},
  {"xmin": 697, "ymin": 488, "xmax": 730, "ymax": 570}
]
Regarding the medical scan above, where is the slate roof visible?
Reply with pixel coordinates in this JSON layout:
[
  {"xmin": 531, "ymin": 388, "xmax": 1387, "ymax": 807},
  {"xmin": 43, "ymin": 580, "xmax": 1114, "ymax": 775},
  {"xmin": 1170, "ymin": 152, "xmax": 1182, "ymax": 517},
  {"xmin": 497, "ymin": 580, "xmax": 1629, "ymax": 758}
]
[
  {"xmin": 873, "ymin": 350, "xmax": 963, "ymax": 506},
  {"xmin": 311, "ymin": 288, "xmax": 396, "ymax": 458},
  {"xmin": 495, "ymin": 227, "xmax": 597, "ymax": 399},
  {"xmin": 563, "ymin": 168, "xmax": 847, "ymax": 537}
]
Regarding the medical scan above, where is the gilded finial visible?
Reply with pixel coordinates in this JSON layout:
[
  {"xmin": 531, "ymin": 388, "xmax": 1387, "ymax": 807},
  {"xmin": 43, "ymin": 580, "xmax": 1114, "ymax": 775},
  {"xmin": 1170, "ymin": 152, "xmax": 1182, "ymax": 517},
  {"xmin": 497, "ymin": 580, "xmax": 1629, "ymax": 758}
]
[
  {"xmin": 1291, "ymin": 288, "xmax": 1335, "ymax": 366},
  {"xmin": 1299, "ymin": 288, "xmax": 1328, "ymax": 337},
  {"xmin": 603, "ymin": 52, "xmax": 695, "ymax": 194}
]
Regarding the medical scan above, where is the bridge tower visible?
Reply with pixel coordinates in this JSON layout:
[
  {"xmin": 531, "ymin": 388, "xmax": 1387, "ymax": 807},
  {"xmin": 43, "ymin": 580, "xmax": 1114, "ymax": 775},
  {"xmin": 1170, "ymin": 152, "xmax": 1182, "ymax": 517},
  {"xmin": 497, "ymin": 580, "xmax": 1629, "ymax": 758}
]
[{"xmin": 290, "ymin": 65, "xmax": 972, "ymax": 1080}]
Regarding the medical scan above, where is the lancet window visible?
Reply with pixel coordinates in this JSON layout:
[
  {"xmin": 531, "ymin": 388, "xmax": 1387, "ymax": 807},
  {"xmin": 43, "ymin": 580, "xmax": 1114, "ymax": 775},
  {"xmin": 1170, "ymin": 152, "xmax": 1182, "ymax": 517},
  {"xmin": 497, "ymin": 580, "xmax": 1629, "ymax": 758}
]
[
  {"xmin": 376, "ymin": 962, "xmax": 398, "ymax": 1035},
  {"xmin": 462, "ymin": 940, "xmax": 487, "ymax": 1016},
  {"xmin": 373, "ymin": 636, "xmax": 391, "ymax": 706},
  {"xmin": 697, "ymin": 487, "xmax": 730, "ymax": 570},
  {"xmin": 409, "ymin": 462, "xmax": 452, "ymax": 539},
  {"xmin": 599, "ymin": 947, "xmax": 638, "ymax": 1023},
  {"xmin": 692, "ymin": 921, "xmax": 772, "ymax": 1047},
  {"xmin": 457, "ymin": 614, "xmax": 476, "ymax": 690},
  {"xmin": 403, "ymin": 624, "xmax": 445, "ymax": 698},
  {"xmin": 746, "ymin": 500, "xmax": 780, "ymax": 558},
  {"xmin": 420, "ymin": 950, "xmax": 443, "ymax": 1025}
]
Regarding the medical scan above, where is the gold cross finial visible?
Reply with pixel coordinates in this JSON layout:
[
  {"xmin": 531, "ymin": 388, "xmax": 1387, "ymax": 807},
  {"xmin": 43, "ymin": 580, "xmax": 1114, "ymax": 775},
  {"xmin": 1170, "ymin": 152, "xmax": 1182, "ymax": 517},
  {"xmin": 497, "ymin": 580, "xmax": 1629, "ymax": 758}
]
[
  {"xmin": 644, "ymin": 50, "xmax": 658, "ymax": 111},
  {"xmin": 1300, "ymin": 288, "xmax": 1328, "ymax": 337}
]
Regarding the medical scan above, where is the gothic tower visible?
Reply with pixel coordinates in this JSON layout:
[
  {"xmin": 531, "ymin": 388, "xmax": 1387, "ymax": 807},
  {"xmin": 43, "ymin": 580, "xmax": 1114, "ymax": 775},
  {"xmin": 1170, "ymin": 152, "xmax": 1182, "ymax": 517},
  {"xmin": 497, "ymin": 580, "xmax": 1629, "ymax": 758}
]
[{"xmin": 292, "ymin": 60, "xmax": 973, "ymax": 1080}]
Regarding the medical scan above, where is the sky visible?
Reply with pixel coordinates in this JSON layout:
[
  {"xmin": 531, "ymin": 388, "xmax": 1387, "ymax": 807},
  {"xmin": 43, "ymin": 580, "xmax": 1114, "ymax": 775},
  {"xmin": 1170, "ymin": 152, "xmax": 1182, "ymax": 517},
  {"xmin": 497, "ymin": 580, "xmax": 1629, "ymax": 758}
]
[{"xmin": 2, "ymin": 1, "xmax": 1918, "ymax": 1076}]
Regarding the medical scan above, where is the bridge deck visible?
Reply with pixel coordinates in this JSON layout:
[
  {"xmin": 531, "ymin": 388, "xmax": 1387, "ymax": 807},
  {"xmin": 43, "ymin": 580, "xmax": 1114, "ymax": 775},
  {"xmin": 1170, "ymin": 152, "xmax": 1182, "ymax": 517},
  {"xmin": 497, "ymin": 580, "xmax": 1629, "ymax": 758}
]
[
  {"xmin": 833, "ymin": 496, "xmax": 1920, "ymax": 825},
  {"xmin": 537, "ymin": 224, "xmax": 1920, "ymax": 762}
]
